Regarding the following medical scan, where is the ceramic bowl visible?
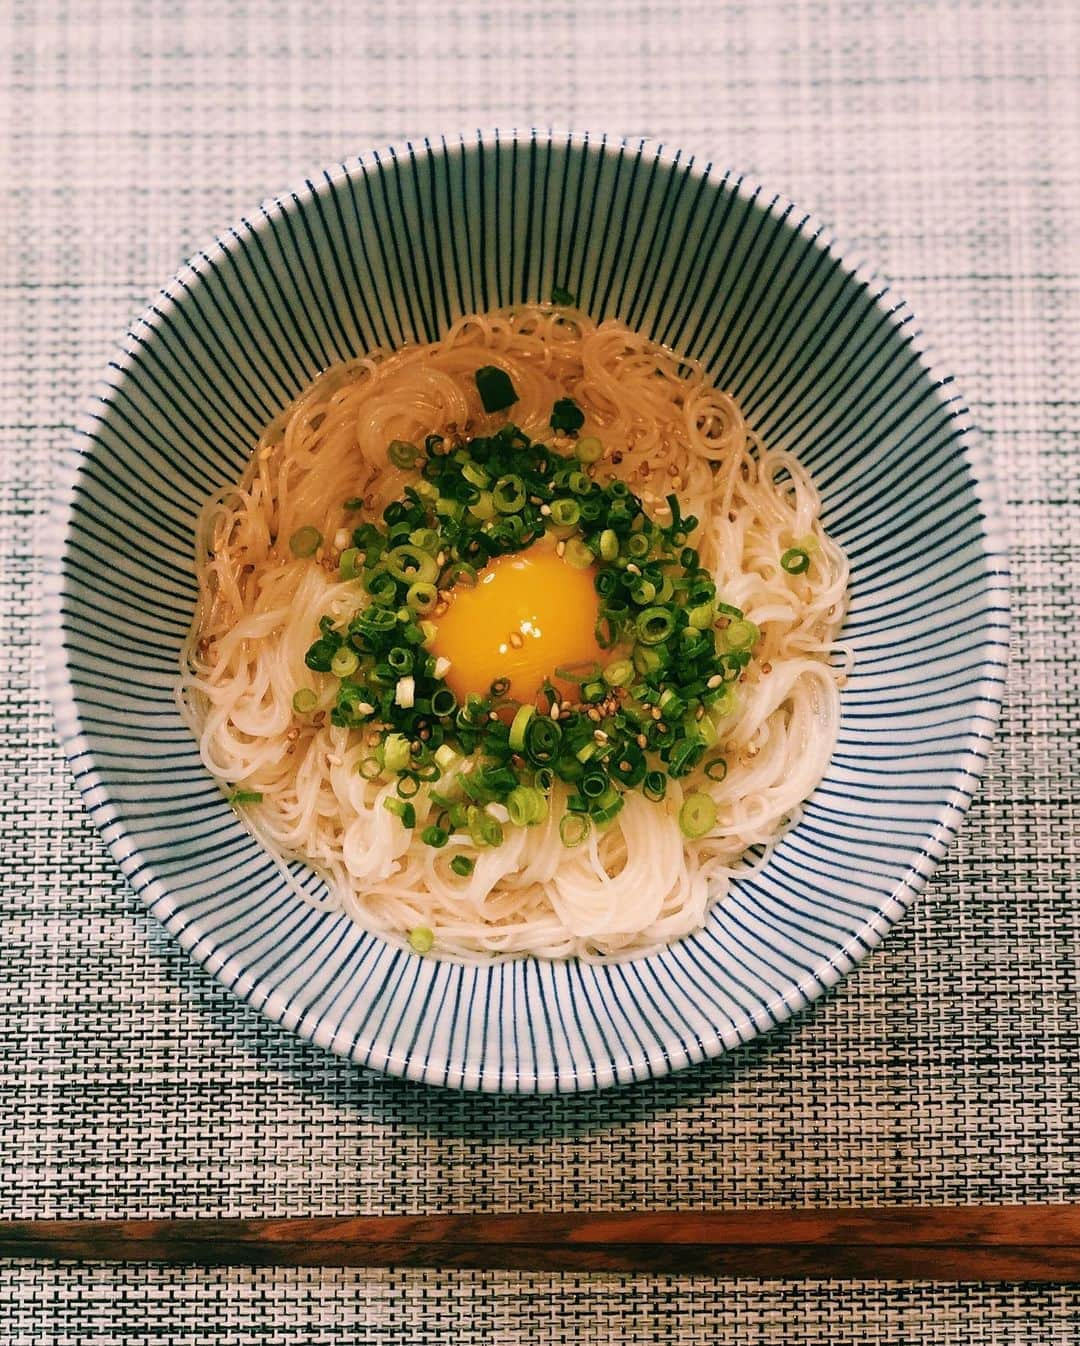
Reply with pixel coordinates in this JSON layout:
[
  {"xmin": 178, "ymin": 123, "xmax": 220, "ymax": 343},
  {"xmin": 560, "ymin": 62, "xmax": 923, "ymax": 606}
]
[{"xmin": 44, "ymin": 131, "xmax": 1008, "ymax": 1091}]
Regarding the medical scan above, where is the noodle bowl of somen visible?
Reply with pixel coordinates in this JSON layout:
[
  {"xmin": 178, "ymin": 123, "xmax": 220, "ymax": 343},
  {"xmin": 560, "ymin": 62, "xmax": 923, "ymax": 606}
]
[
  {"xmin": 179, "ymin": 306, "xmax": 850, "ymax": 962},
  {"xmin": 47, "ymin": 134, "xmax": 1006, "ymax": 1090}
]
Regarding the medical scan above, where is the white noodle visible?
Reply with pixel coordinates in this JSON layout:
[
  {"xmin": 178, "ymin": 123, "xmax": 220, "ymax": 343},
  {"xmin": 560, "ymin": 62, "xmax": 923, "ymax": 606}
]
[{"xmin": 176, "ymin": 307, "xmax": 849, "ymax": 962}]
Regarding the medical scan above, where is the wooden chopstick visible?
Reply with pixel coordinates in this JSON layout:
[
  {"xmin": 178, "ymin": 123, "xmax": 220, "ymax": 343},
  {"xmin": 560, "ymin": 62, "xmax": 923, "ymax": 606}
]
[{"xmin": 1, "ymin": 1207, "xmax": 1077, "ymax": 1280}]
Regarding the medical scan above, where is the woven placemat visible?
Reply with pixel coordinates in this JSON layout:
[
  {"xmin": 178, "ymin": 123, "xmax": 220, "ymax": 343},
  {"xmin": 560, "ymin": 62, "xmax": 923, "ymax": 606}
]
[{"xmin": 1, "ymin": 0, "xmax": 1078, "ymax": 1340}]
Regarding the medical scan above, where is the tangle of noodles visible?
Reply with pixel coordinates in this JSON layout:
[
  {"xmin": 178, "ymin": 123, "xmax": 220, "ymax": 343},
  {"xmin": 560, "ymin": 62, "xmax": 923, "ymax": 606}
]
[{"xmin": 177, "ymin": 307, "xmax": 851, "ymax": 962}]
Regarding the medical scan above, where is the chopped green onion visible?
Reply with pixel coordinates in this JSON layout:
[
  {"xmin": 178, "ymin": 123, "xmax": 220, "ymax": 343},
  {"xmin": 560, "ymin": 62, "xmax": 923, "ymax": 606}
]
[
  {"xmin": 704, "ymin": 755, "xmax": 728, "ymax": 782},
  {"xmin": 408, "ymin": 925, "xmax": 434, "ymax": 954},
  {"xmin": 598, "ymin": 528, "xmax": 618, "ymax": 561},
  {"xmin": 421, "ymin": 825, "xmax": 449, "ymax": 848},
  {"xmin": 492, "ymin": 474, "xmax": 526, "ymax": 513},
  {"xmin": 549, "ymin": 498, "xmax": 581, "ymax": 527},
  {"xmin": 637, "ymin": 606, "xmax": 676, "ymax": 645},
  {"xmin": 468, "ymin": 807, "xmax": 503, "ymax": 847},
  {"xmin": 450, "ymin": 855, "xmax": 475, "ymax": 877},
  {"xmin": 524, "ymin": 716, "xmax": 562, "ymax": 763},
  {"xmin": 406, "ymin": 581, "xmax": 438, "ymax": 613},
  {"xmin": 229, "ymin": 788, "xmax": 263, "ymax": 804},
  {"xmin": 507, "ymin": 786, "xmax": 547, "ymax": 827},
  {"xmin": 358, "ymin": 757, "xmax": 383, "ymax": 780},
  {"xmin": 509, "ymin": 704, "xmax": 536, "ymax": 751},
  {"xmin": 383, "ymin": 733, "xmax": 411, "ymax": 773},
  {"xmin": 289, "ymin": 525, "xmax": 322, "ymax": 558},
  {"xmin": 668, "ymin": 734, "xmax": 706, "ymax": 778},
  {"xmin": 330, "ymin": 647, "xmax": 359, "ymax": 678},
  {"xmin": 723, "ymin": 619, "xmax": 759, "ymax": 651},
  {"xmin": 559, "ymin": 813, "xmax": 591, "ymax": 848},
  {"xmin": 475, "ymin": 365, "xmax": 518, "ymax": 413},
  {"xmin": 339, "ymin": 546, "xmax": 361, "ymax": 580},
  {"xmin": 550, "ymin": 398, "xmax": 585, "ymax": 433},
  {"xmin": 576, "ymin": 435, "xmax": 603, "ymax": 463},
  {"xmin": 563, "ymin": 538, "xmax": 595, "ymax": 569},
  {"xmin": 679, "ymin": 792, "xmax": 717, "ymax": 839},
  {"xmin": 468, "ymin": 490, "xmax": 495, "ymax": 520},
  {"xmin": 688, "ymin": 601, "xmax": 714, "ymax": 630},
  {"xmin": 431, "ymin": 687, "xmax": 457, "ymax": 717},
  {"xmin": 602, "ymin": 658, "xmax": 634, "ymax": 688},
  {"xmin": 383, "ymin": 544, "xmax": 439, "ymax": 585},
  {"xmin": 388, "ymin": 439, "xmax": 418, "ymax": 469},
  {"xmin": 383, "ymin": 797, "xmax": 416, "ymax": 828},
  {"xmin": 434, "ymin": 744, "xmax": 459, "ymax": 772},
  {"xmin": 292, "ymin": 688, "xmax": 318, "ymax": 714},
  {"xmin": 643, "ymin": 771, "xmax": 667, "ymax": 802},
  {"xmin": 781, "ymin": 547, "xmax": 811, "ymax": 575},
  {"xmin": 551, "ymin": 285, "xmax": 576, "ymax": 306}
]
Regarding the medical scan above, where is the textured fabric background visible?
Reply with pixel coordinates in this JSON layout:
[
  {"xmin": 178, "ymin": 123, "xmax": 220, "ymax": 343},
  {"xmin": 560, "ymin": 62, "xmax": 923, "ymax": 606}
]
[{"xmin": 1, "ymin": 0, "xmax": 1078, "ymax": 1341}]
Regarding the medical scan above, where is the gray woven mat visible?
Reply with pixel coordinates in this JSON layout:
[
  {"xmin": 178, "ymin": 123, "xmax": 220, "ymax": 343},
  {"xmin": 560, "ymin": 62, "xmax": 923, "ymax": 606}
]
[{"xmin": 2, "ymin": 0, "xmax": 1078, "ymax": 1340}]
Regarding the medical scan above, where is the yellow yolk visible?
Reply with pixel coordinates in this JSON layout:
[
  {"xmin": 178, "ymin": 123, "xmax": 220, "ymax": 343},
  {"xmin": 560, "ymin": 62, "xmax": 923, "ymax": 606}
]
[{"xmin": 432, "ymin": 544, "xmax": 607, "ymax": 705}]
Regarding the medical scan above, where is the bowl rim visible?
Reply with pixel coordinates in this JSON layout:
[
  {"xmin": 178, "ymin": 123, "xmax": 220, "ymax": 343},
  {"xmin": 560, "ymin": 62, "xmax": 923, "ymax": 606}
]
[{"xmin": 41, "ymin": 128, "xmax": 1011, "ymax": 1091}]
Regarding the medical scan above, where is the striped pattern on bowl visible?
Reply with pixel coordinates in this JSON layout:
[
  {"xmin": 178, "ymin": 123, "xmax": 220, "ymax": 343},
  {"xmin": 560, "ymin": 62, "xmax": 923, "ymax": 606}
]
[{"xmin": 43, "ymin": 131, "xmax": 1009, "ymax": 1091}]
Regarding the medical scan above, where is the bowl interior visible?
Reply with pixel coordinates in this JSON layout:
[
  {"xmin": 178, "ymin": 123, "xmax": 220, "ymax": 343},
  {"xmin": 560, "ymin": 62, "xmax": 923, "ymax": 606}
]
[{"xmin": 49, "ymin": 133, "xmax": 1007, "ymax": 1091}]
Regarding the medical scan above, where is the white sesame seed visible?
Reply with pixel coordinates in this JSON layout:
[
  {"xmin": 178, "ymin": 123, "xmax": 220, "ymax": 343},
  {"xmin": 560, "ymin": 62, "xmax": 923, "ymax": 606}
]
[
  {"xmin": 549, "ymin": 705, "xmax": 560, "ymax": 721},
  {"xmin": 539, "ymin": 504, "xmax": 552, "ymax": 516},
  {"xmin": 707, "ymin": 674, "xmax": 723, "ymax": 689},
  {"xmin": 555, "ymin": 541, "xmax": 566, "ymax": 557},
  {"xmin": 625, "ymin": 563, "xmax": 641, "ymax": 576},
  {"xmin": 334, "ymin": 529, "xmax": 350, "ymax": 550}
]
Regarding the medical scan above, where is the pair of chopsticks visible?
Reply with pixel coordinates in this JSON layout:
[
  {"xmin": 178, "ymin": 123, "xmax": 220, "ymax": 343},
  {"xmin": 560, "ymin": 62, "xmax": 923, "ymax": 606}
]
[{"xmin": 1, "ymin": 1207, "xmax": 1077, "ymax": 1280}]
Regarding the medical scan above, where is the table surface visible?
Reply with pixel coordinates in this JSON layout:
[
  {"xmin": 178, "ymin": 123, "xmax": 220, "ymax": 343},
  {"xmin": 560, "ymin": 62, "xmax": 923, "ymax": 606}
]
[{"xmin": 1, "ymin": 0, "xmax": 1078, "ymax": 1342}]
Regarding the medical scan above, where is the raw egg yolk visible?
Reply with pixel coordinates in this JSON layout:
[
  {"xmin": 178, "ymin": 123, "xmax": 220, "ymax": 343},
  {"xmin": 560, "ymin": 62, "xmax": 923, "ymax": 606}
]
[{"xmin": 431, "ymin": 544, "xmax": 607, "ymax": 705}]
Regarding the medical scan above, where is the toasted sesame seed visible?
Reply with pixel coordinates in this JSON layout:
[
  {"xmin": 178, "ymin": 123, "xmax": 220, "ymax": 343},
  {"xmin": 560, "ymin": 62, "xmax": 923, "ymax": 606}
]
[
  {"xmin": 509, "ymin": 632, "xmax": 524, "ymax": 649},
  {"xmin": 556, "ymin": 540, "xmax": 566, "ymax": 557},
  {"xmin": 636, "ymin": 733, "xmax": 648, "ymax": 749},
  {"xmin": 651, "ymin": 707, "xmax": 662, "ymax": 720},
  {"xmin": 549, "ymin": 705, "xmax": 560, "ymax": 721},
  {"xmin": 707, "ymin": 674, "xmax": 723, "ymax": 689},
  {"xmin": 286, "ymin": 727, "xmax": 300, "ymax": 742},
  {"xmin": 695, "ymin": 706, "xmax": 705, "ymax": 720},
  {"xmin": 761, "ymin": 661, "xmax": 772, "ymax": 674},
  {"xmin": 588, "ymin": 708, "xmax": 602, "ymax": 722},
  {"xmin": 437, "ymin": 551, "xmax": 446, "ymax": 566},
  {"xmin": 539, "ymin": 503, "xmax": 551, "ymax": 516},
  {"xmin": 593, "ymin": 729, "xmax": 608, "ymax": 743},
  {"xmin": 625, "ymin": 562, "xmax": 641, "ymax": 576},
  {"xmin": 489, "ymin": 711, "xmax": 500, "ymax": 722}
]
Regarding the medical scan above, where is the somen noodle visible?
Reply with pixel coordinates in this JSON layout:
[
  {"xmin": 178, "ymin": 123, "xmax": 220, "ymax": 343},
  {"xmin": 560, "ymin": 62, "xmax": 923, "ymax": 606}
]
[{"xmin": 177, "ymin": 306, "xmax": 850, "ymax": 961}]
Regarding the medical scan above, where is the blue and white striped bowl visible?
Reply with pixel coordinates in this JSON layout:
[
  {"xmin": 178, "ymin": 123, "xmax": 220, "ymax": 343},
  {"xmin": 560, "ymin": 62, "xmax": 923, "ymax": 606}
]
[{"xmin": 44, "ymin": 132, "xmax": 1009, "ymax": 1092}]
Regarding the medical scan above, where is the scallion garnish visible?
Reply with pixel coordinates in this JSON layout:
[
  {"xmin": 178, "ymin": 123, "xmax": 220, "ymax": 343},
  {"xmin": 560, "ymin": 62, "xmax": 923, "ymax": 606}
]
[
  {"xmin": 299, "ymin": 403, "xmax": 772, "ymax": 852},
  {"xmin": 289, "ymin": 524, "xmax": 322, "ymax": 558},
  {"xmin": 781, "ymin": 547, "xmax": 811, "ymax": 575},
  {"xmin": 679, "ymin": 792, "xmax": 717, "ymax": 839},
  {"xmin": 550, "ymin": 398, "xmax": 585, "ymax": 433},
  {"xmin": 474, "ymin": 365, "xmax": 519, "ymax": 413},
  {"xmin": 408, "ymin": 925, "xmax": 434, "ymax": 954},
  {"xmin": 229, "ymin": 788, "xmax": 263, "ymax": 805}
]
